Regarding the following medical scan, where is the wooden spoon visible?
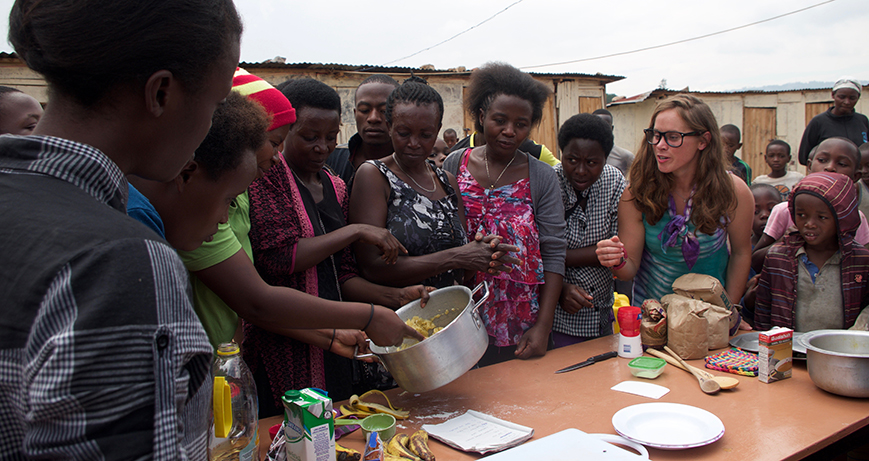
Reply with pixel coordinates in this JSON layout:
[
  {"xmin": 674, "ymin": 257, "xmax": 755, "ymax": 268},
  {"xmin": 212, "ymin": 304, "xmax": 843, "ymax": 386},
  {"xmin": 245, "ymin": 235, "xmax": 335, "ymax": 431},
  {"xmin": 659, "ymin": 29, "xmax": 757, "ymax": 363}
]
[
  {"xmin": 663, "ymin": 346, "xmax": 721, "ymax": 394},
  {"xmin": 646, "ymin": 349, "xmax": 739, "ymax": 390}
]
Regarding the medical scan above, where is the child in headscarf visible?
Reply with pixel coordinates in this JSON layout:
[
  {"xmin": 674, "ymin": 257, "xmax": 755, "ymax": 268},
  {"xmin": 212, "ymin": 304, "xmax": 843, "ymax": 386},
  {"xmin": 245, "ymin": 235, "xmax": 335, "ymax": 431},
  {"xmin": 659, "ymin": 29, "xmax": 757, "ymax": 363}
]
[{"xmin": 755, "ymin": 172, "xmax": 869, "ymax": 331}]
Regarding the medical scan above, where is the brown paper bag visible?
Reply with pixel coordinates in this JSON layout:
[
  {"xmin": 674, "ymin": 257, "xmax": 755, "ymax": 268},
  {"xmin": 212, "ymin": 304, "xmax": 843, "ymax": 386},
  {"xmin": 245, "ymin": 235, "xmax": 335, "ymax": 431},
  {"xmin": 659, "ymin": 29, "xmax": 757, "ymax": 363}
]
[
  {"xmin": 672, "ymin": 273, "xmax": 733, "ymax": 311},
  {"xmin": 640, "ymin": 299, "xmax": 667, "ymax": 347},
  {"xmin": 662, "ymin": 294, "xmax": 708, "ymax": 359},
  {"xmin": 705, "ymin": 303, "xmax": 731, "ymax": 350}
]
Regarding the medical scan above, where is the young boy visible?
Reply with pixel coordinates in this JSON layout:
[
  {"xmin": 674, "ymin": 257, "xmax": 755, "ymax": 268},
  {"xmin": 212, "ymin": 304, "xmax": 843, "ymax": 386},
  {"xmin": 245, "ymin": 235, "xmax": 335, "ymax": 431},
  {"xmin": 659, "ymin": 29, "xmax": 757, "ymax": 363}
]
[
  {"xmin": 750, "ymin": 183, "xmax": 782, "ymax": 248},
  {"xmin": 552, "ymin": 113, "xmax": 626, "ymax": 347},
  {"xmin": 752, "ymin": 137, "xmax": 869, "ymax": 272},
  {"xmin": 754, "ymin": 172, "xmax": 869, "ymax": 331},
  {"xmin": 443, "ymin": 128, "xmax": 458, "ymax": 149},
  {"xmin": 721, "ymin": 124, "xmax": 752, "ymax": 185},
  {"xmin": 753, "ymin": 140, "xmax": 804, "ymax": 200}
]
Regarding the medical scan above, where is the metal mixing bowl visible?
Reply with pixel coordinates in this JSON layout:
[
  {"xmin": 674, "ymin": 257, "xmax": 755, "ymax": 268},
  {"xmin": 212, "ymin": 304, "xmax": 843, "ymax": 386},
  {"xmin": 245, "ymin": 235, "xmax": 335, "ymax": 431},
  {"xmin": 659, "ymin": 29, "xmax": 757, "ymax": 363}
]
[{"xmin": 803, "ymin": 330, "xmax": 869, "ymax": 398}]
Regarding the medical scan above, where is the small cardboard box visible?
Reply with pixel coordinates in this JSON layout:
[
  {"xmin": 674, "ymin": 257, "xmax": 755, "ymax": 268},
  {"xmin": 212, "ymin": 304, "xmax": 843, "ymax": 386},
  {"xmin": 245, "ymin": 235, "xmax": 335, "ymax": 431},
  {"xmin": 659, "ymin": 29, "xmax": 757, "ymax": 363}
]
[
  {"xmin": 282, "ymin": 388, "xmax": 335, "ymax": 461},
  {"xmin": 758, "ymin": 328, "xmax": 793, "ymax": 383},
  {"xmin": 672, "ymin": 273, "xmax": 733, "ymax": 312}
]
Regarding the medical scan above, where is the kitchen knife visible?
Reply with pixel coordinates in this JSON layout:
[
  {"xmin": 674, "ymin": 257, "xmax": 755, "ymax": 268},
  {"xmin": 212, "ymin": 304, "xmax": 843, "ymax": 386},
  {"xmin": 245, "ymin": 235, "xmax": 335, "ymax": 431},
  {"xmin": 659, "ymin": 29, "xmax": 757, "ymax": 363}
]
[{"xmin": 555, "ymin": 351, "xmax": 618, "ymax": 374}]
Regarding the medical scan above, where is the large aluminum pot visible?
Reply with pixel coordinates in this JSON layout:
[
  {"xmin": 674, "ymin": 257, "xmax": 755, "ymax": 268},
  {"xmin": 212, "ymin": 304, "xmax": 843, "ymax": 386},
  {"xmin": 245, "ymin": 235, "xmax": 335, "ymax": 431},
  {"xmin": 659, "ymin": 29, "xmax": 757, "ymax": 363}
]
[
  {"xmin": 358, "ymin": 283, "xmax": 490, "ymax": 393},
  {"xmin": 803, "ymin": 330, "xmax": 869, "ymax": 398}
]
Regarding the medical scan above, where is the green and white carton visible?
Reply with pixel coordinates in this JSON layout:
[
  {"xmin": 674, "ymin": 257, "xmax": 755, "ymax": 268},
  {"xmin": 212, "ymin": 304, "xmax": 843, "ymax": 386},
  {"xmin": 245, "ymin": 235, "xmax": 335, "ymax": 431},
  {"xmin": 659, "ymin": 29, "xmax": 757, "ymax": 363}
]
[{"xmin": 281, "ymin": 388, "xmax": 335, "ymax": 461}]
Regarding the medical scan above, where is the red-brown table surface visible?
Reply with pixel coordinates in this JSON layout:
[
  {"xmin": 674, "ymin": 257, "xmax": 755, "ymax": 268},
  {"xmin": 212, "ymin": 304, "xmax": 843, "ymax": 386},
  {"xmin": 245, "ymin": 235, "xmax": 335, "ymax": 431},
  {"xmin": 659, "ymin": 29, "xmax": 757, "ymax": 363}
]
[{"xmin": 259, "ymin": 334, "xmax": 869, "ymax": 460}]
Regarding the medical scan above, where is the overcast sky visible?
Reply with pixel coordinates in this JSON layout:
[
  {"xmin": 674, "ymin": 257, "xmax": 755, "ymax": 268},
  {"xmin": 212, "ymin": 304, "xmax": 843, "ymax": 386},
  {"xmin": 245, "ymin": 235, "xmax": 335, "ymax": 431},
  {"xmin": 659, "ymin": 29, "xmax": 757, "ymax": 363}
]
[{"xmin": 1, "ymin": 0, "xmax": 866, "ymax": 97}]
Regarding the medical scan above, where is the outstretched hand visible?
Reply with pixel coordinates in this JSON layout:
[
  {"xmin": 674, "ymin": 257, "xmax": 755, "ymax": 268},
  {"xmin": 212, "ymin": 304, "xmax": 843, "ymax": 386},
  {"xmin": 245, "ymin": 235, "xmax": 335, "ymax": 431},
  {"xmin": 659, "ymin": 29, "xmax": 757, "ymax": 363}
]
[
  {"xmin": 398, "ymin": 285, "xmax": 435, "ymax": 308},
  {"xmin": 365, "ymin": 305, "xmax": 424, "ymax": 347},
  {"xmin": 356, "ymin": 224, "xmax": 408, "ymax": 264}
]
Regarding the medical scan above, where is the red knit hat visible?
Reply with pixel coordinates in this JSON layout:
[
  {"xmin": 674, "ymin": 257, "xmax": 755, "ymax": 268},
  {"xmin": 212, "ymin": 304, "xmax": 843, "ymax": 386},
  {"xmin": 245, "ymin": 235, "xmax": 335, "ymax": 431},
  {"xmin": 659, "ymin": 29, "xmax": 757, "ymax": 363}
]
[{"xmin": 231, "ymin": 67, "xmax": 296, "ymax": 131}]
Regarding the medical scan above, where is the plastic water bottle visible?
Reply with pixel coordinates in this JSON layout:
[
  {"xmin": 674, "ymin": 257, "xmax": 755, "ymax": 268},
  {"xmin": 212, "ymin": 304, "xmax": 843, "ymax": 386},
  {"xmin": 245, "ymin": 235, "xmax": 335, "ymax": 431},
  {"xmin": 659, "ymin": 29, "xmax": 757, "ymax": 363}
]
[{"xmin": 209, "ymin": 342, "xmax": 259, "ymax": 461}]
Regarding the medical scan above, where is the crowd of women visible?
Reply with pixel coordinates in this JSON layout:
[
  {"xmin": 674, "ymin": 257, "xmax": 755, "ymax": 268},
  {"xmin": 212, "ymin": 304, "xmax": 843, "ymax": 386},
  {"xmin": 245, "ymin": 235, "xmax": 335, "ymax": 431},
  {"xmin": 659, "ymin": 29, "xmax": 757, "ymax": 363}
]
[{"xmin": 0, "ymin": 0, "xmax": 866, "ymax": 457}]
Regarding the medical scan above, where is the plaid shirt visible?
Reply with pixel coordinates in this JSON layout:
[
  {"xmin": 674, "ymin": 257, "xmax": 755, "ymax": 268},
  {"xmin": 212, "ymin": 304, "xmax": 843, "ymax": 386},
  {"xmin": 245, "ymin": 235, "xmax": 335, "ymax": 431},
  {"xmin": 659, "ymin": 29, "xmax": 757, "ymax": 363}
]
[
  {"xmin": 0, "ymin": 136, "xmax": 212, "ymax": 459},
  {"xmin": 553, "ymin": 164, "xmax": 626, "ymax": 338}
]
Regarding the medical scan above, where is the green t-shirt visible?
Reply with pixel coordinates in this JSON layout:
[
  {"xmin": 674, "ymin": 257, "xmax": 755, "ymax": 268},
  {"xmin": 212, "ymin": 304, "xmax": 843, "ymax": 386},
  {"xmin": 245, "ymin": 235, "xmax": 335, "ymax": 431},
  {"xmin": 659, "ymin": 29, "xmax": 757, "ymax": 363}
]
[{"xmin": 178, "ymin": 191, "xmax": 253, "ymax": 347}]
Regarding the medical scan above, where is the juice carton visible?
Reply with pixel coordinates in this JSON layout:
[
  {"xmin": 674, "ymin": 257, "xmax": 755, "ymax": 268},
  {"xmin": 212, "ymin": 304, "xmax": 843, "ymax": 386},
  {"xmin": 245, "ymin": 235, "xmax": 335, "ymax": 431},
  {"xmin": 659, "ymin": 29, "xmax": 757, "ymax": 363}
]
[
  {"xmin": 758, "ymin": 328, "xmax": 793, "ymax": 383},
  {"xmin": 281, "ymin": 388, "xmax": 335, "ymax": 461}
]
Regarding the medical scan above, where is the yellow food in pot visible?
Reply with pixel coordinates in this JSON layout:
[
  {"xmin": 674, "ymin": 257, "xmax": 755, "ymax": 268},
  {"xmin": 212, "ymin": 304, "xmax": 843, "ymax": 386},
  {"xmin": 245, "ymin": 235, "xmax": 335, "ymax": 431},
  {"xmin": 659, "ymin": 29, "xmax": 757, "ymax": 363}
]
[{"xmin": 405, "ymin": 316, "xmax": 443, "ymax": 338}]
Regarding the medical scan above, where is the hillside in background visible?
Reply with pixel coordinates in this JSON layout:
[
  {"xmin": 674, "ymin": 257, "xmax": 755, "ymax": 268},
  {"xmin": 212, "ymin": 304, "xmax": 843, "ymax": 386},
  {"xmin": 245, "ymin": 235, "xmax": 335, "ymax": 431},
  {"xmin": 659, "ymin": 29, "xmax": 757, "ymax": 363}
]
[{"xmin": 737, "ymin": 80, "xmax": 868, "ymax": 92}]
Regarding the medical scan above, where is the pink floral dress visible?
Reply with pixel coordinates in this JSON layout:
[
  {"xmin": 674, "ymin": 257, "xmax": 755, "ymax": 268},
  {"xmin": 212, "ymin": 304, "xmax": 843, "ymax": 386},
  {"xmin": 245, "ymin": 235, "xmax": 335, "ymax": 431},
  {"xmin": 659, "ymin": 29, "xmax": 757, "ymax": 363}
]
[{"xmin": 456, "ymin": 150, "xmax": 544, "ymax": 346}]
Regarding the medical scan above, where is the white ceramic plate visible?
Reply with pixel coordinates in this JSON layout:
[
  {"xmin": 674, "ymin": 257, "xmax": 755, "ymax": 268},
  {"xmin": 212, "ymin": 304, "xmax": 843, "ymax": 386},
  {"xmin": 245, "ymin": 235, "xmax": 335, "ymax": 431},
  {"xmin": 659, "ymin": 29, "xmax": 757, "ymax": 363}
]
[{"xmin": 612, "ymin": 403, "xmax": 725, "ymax": 450}]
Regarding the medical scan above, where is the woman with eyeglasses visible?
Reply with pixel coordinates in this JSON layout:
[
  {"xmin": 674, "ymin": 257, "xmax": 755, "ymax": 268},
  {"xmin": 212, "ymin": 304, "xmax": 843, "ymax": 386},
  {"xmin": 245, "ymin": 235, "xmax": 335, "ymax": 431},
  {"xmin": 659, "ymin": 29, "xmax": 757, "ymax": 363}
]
[{"xmin": 596, "ymin": 95, "xmax": 754, "ymax": 309}]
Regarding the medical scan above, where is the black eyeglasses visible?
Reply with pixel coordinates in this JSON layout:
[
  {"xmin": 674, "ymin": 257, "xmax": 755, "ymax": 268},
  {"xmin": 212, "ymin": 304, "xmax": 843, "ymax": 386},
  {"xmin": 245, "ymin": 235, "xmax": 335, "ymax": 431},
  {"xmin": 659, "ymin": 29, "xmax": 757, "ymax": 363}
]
[{"xmin": 643, "ymin": 129, "xmax": 703, "ymax": 148}]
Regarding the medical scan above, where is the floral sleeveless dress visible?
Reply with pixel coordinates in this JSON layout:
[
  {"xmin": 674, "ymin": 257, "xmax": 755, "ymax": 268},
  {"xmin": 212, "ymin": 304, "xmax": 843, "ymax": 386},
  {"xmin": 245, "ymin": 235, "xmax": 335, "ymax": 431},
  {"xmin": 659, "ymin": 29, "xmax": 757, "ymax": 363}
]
[
  {"xmin": 368, "ymin": 160, "xmax": 467, "ymax": 288},
  {"xmin": 455, "ymin": 150, "xmax": 544, "ymax": 346}
]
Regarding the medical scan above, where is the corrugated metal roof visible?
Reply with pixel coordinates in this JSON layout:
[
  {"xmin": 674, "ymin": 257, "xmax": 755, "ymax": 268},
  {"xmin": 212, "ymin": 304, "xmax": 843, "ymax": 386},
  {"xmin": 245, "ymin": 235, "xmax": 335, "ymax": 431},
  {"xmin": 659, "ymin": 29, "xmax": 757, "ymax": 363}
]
[
  {"xmin": 1, "ymin": 51, "xmax": 624, "ymax": 82},
  {"xmin": 240, "ymin": 59, "xmax": 624, "ymax": 82},
  {"xmin": 608, "ymin": 85, "xmax": 840, "ymax": 106}
]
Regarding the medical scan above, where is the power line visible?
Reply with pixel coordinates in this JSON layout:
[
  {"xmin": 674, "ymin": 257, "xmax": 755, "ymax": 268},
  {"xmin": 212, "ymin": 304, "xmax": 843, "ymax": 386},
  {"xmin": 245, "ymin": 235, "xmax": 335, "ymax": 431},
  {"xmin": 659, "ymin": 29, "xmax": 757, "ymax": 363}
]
[
  {"xmin": 520, "ymin": 0, "xmax": 837, "ymax": 70},
  {"xmin": 381, "ymin": 0, "xmax": 526, "ymax": 66}
]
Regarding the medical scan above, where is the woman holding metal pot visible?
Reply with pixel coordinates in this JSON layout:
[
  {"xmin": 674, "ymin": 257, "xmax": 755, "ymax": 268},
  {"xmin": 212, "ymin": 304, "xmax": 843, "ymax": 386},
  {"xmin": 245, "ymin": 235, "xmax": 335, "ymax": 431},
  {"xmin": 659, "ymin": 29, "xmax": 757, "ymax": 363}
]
[
  {"xmin": 350, "ymin": 76, "xmax": 519, "ymax": 291},
  {"xmin": 244, "ymin": 78, "xmax": 429, "ymax": 416}
]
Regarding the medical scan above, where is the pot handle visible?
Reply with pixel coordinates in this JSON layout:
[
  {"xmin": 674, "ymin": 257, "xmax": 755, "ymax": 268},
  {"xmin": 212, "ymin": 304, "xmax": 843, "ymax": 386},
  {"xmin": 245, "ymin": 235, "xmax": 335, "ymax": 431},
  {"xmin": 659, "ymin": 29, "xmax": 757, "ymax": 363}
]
[
  {"xmin": 471, "ymin": 281, "xmax": 491, "ymax": 314},
  {"xmin": 353, "ymin": 339, "xmax": 380, "ymax": 362},
  {"xmin": 588, "ymin": 434, "xmax": 649, "ymax": 459}
]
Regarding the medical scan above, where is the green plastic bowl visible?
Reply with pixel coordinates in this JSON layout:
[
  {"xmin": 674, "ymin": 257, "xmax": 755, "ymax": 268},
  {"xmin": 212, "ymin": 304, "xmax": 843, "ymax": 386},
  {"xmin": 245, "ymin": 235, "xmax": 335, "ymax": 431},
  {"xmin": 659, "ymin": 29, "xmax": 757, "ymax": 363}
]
[{"xmin": 628, "ymin": 356, "xmax": 666, "ymax": 379}]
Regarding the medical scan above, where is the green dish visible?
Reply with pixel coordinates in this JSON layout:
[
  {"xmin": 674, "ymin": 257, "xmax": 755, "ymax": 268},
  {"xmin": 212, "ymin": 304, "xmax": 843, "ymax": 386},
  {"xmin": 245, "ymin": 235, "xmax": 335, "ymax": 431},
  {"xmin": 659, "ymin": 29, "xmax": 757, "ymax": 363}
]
[{"xmin": 628, "ymin": 357, "xmax": 666, "ymax": 379}]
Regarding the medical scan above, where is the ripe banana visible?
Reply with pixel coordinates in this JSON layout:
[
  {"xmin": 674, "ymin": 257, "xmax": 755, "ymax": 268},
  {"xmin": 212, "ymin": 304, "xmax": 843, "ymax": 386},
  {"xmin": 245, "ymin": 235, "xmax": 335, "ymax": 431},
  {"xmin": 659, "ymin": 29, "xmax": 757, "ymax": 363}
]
[
  {"xmin": 386, "ymin": 433, "xmax": 421, "ymax": 461},
  {"xmin": 385, "ymin": 455, "xmax": 414, "ymax": 461},
  {"xmin": 408, "ymin": 430, "xmax": 435, "ymax": 461},
  {"xmin": 336, "ymin": 442, "xmax": 362, "ymax": 461}
]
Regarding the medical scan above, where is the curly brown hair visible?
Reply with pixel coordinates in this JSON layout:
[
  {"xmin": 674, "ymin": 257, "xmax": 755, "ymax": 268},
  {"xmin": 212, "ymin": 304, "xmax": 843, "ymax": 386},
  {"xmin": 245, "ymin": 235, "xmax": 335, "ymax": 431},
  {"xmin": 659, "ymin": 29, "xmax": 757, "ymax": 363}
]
[{"xmin": 628, "ymin": 95, "xmax": 736, "ymax": 235}]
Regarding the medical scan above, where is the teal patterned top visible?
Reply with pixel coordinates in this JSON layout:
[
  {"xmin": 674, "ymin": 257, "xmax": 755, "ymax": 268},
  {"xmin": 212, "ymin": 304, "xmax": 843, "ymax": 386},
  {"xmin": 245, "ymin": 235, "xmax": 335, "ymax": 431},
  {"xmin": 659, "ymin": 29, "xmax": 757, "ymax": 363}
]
[{"xmin": 633, "ymin": 213, "xmax": 729, "ymax": 304}]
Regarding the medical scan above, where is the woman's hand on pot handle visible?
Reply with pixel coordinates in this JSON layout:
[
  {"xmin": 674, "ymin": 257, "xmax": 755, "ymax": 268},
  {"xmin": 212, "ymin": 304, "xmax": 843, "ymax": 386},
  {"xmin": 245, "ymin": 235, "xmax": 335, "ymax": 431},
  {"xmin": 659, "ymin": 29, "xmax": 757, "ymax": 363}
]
[
  {"xmin": 332, "ymin": 329, "xmax": 375, "ymax": 362},
  {"xmin": 596, "ymin": 236, "xmax": 625, "ymax": 267},
  {"xmin": 365, "ymin": 305, "xmax": 424, "ymax": 347}
]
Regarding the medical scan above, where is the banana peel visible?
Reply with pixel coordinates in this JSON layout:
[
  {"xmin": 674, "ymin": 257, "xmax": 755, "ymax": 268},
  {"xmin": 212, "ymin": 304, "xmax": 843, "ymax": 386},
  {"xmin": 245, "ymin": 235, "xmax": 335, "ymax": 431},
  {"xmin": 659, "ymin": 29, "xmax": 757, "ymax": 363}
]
[
  {"xmin": 338, "ymin": 389, "xmax": 410, "ymax": 420},
  {"xmin": 336, "ymin": 443, "xmax": 362, "ymax": 461}
]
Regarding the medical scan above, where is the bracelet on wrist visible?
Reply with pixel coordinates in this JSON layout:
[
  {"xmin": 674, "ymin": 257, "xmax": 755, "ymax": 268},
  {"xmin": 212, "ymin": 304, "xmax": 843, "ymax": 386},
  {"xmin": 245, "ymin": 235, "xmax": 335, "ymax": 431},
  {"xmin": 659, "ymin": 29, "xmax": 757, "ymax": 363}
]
[
  {"xmin": 612, "ymin": 247, "xmax": 628, "ymax": 270},
  {"xmin": 327, "ymin": 329, "xmax": 336, "ymax": 352},
  {"xmin": 362, "ymin": 303, "xmax": 375, "ymax": 331}
]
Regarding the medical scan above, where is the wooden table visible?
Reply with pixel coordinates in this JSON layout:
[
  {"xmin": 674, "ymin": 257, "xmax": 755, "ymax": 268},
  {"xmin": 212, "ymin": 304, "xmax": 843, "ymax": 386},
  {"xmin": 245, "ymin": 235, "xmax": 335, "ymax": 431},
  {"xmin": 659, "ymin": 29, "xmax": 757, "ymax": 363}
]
[{"xmin": 259, "ymin": 335, "xmax": 869, "ymax": 460}]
